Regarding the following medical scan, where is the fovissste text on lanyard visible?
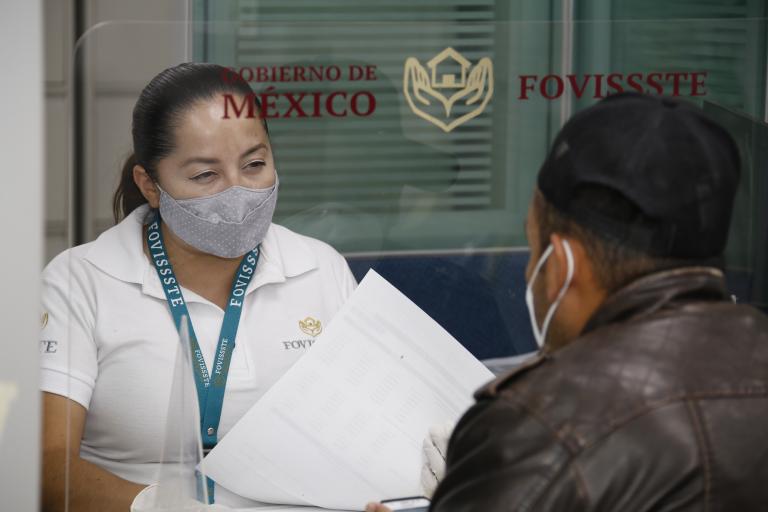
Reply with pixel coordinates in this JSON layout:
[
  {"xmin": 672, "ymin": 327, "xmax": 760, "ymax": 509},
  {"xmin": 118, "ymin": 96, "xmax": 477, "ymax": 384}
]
[{"xmin": 146, "ymin": 211, "xmax": 260, "ymax": 502}]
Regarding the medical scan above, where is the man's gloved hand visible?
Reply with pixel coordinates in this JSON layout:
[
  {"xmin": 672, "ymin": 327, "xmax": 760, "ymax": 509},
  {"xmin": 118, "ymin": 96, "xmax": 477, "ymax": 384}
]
[
  {"xmin": 131, "ymin": 484, "xmax": 232, "ymax": 512},
  {"xmin": 420, "ymin": 420, "xmax": 454, "ymax": 497}
]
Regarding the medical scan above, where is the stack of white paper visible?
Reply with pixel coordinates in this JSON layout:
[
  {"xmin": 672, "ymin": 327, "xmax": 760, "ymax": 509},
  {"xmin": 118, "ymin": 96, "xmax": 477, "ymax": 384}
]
[
  {"xmin": 205, "ymin": 270, "xmax": 494, "ymax": 510},
  {"xmin": 235, "ymin": 506, "xmax": 346, "ymax": 512}
]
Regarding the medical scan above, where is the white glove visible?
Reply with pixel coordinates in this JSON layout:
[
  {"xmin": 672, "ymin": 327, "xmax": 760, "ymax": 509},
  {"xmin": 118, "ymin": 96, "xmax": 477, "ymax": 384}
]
[
  {"xmin": 420, "ymin": 421, "xmax": 454, "ymax": 498},
  {"xmin": 131, "ymin": 484, "xmax": 232, "ymax": 512}
]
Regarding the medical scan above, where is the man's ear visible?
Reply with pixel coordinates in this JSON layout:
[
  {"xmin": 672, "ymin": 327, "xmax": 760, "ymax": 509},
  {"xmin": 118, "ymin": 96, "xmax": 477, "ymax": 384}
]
[
  {"xmin": 133, "ymin": 165, "xmax": 160, "ymax": 208},
  {"xmin": 544, "ymin": 233, "xmax": 582, "ymax": 302}
]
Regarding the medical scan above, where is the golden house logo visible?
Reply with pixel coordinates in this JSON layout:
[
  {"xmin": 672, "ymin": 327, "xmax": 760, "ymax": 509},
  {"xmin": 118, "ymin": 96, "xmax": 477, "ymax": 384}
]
[
  {"xmin": 403, "ymin": 47, "xmax": 494, "ymax": 132},
  {"xmin": 299, "ymin": 317, "xmax": 322, "ymax": 337}
]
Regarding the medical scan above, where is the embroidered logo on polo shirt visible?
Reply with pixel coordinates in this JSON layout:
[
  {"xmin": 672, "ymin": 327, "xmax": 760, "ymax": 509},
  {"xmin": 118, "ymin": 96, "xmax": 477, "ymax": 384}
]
[
  {"xmin": 281, "ymin": 317, "xmax": 323, "ymax": 350},
  {"xmin": 299, "ymin": 317, "xmax": 322, "ymax": 337},
  {"xmin": 41, "ymin": 312, "xmax": 49, "ymax": 329}
]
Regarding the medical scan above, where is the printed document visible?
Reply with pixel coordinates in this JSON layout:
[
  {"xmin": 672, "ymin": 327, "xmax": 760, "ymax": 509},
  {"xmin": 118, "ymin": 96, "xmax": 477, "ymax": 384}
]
[{"xmin": 205, "ymin": 270, "xmax": 494, "ymax": 510}]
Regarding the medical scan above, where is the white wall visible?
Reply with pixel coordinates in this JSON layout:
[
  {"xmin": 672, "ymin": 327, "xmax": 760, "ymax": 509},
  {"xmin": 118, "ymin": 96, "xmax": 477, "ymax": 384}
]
[{"xmin": 0, "ymin": 1, "xmax": 44, "ymax": 510}]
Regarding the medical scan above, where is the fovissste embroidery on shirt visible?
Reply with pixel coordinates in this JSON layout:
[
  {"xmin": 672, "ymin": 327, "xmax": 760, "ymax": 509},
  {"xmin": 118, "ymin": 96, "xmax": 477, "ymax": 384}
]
[
  {"xmin": 282, "ymin": 338, "xmax": 316, "ymax": 350},
  {"xmin": 282, "ymin": 316, "xmax": 323, "ymax": 350},
  {"xmin": 40, "ymin": 340, "xmax": 58, "ymax": 353}
]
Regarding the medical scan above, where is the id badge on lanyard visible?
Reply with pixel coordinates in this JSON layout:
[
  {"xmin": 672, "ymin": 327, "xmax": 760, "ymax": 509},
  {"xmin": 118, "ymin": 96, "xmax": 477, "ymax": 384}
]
[{"xmin": 146, "ymin": 212, "xmax": 260, "ymax": 502}]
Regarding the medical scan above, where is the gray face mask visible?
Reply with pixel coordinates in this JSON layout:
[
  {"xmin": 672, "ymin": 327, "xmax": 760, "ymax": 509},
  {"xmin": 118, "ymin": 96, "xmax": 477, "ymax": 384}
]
[{"xmin": 158, "ymin": 178, "xmax": 279, "ymax": 258}]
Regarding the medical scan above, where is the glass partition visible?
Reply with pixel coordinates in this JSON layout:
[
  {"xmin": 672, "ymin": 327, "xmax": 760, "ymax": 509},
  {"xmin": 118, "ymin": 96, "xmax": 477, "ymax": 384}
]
[
  {"xmin": 44, "ymin": 15, "xmax": 768, "ymax": 511},
  {"xmin": 70, "ymin": 18, "xmax": 768, "ymax": 355}
]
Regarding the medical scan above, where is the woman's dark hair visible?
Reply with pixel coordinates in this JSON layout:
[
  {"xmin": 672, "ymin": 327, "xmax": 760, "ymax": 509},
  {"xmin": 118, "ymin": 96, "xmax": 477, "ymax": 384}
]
[{"xmin": 113, "ymin": 62, "xmax": 265, "ymax": 222}]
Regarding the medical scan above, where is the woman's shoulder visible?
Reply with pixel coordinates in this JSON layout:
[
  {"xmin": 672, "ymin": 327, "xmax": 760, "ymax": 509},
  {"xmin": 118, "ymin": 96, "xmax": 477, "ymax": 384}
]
[
  {"xmin": 267, "ymin": 223, "xmax": 357, "ymax": 296},
  {"xmin": 268, "ymin": 223, "xmax": 346, "ymax": 262},
  {"xmin": 43, "ymin": 241, "xmax": 98, "ymax": 281},
  {"xmin": 43, "ymin": 207, "xmax": 147, "ymax": 284}
]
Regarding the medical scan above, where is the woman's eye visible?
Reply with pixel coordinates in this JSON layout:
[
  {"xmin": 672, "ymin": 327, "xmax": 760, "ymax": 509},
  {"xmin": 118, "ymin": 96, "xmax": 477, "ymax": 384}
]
[
  {"xmin": 190, "ymin": 171, "xmax": 216, "ymax": 181},
  {"xmin": 245, "ymin": 160, "xmax": 266, "ymax": 170}
]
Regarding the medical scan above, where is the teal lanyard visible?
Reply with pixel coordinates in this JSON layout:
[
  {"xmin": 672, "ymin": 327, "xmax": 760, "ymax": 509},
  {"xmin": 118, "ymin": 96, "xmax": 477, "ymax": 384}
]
[{"xmin": 147, "ymin": 212, "xmax": 260, "ymax": 502}]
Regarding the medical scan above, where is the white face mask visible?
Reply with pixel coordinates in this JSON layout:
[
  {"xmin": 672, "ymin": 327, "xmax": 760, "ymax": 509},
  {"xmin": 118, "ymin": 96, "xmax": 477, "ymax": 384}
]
[{"xmin": 525, "ymin": 239, "xmax": 575, "ymax": 348}]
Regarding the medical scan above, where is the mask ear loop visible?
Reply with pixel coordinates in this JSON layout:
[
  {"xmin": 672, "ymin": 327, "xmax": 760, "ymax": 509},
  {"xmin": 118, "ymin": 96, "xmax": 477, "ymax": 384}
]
[
  {"xmin": 527, "ymin": 244, "xmax": 554, "ymax": 344},
  {"xmin": 538, "ymin": 239, "xmax": 575, "ymax": 344},
  {"xmin": 529, "ymin": 239, "xmax": 576, "ymax": 346},
  {"xmin": 155, "ymin": 183, "xmax": 170, "ymax": 202}
]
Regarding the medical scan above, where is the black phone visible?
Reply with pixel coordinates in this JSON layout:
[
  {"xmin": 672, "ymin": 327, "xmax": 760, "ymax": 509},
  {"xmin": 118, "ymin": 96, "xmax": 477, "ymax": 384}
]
[{"xmin": 380, "ymin": 496, "xmax": 431, "ymax": 511}]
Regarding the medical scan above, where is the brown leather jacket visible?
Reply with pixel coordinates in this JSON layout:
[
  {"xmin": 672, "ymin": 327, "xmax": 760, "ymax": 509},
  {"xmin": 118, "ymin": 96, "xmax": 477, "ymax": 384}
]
[{"xmin": 430, "ymin": 268, "xmax": 768, "ymax": 511}]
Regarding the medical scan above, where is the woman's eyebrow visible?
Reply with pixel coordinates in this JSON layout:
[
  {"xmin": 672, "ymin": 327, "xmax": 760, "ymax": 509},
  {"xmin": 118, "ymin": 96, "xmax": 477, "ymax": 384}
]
[
  {"xmin": 179, "ymin": 143, "xmax": 266, "ymax": 167},
  {"xmin": 240, "ymin": 143, "xmax": 267, "ymax": 159},
  {"xmin": 180, "ymin": 156, "xmax": 219, "ymax": 167}
]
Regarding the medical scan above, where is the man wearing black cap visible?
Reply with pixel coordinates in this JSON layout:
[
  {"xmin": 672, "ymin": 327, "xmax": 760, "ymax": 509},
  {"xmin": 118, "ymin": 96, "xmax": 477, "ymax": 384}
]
[{"xmin": 369, "ymin": 93, "xmax": 768, "ymax": 511}]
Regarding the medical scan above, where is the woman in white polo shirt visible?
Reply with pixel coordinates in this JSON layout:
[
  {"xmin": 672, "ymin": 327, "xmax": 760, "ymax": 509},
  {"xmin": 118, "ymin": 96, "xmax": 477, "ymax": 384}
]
[{"xmin": 39, "ymin": 63, "xmax": 356, "ymax": 511}]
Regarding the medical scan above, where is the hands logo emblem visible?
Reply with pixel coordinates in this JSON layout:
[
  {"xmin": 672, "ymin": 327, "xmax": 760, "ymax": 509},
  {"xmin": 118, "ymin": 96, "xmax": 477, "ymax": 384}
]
[
  {"xmin": 299, "ymin": 317, "xmax": 323, "ymax": 337},
  {"xmin": 403, "ymin": 47, "xmax": 494, "ymax": 132}
]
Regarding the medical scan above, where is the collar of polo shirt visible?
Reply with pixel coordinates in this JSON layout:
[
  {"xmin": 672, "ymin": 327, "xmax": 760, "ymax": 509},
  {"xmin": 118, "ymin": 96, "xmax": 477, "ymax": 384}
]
[{"xmin": 83, "ymin": 204, "xmax": 318, "ymax": 304}]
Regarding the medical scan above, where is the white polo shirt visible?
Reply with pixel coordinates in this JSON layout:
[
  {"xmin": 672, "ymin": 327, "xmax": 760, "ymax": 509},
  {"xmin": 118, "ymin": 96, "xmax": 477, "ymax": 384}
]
[{"xmin": 39, "ymin": 205, "xmax": 356, "ymax": 487}]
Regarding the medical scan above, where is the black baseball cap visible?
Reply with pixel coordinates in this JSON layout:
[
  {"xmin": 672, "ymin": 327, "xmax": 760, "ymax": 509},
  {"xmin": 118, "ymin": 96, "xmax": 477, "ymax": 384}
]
[{"xmin": 537, "ymin": 93, "xmax": 741, "ymax": 259}]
